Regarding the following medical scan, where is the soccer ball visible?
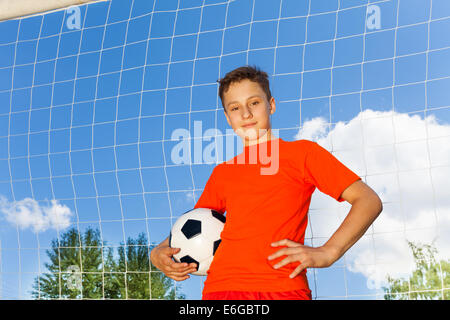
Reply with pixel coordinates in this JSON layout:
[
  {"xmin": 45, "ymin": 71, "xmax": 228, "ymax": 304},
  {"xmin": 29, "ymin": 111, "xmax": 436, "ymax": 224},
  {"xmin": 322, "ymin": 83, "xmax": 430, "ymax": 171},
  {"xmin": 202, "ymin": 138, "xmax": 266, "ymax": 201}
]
[{"xmin": 169, "ymin": 208, "xmax": 226, "ymax": 276}]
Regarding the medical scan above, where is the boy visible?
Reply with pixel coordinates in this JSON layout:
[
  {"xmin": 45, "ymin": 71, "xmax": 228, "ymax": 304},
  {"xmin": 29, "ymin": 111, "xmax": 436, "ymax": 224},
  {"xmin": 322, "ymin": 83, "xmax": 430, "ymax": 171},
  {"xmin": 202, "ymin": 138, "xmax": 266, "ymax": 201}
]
[{"xmin": 150, "ymin": 66, "xmax": 383, "ymax": 300}]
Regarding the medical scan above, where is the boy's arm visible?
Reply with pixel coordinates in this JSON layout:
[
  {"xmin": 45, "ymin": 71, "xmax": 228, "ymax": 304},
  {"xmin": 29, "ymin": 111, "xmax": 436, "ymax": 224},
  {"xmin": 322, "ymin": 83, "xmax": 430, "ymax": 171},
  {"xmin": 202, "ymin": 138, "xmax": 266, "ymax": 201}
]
[
  {"xmin": 151, "ymin": 164, "xmax": 223, "ymax": 281},
  {"xmin": 268, "ymin": 180, "xmax": 383, "ymax": 278},
  {"xmin": 322, "ymin": 179, "xmax": 383, "ymax": 260}
]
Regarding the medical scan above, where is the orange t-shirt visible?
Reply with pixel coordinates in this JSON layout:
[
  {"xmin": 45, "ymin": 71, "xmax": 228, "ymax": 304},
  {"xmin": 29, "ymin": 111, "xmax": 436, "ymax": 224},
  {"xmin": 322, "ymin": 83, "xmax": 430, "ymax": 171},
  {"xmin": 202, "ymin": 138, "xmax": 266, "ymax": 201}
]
[{"xmin": 194, "ymin": 138, "xmax": 361, "ymax": 294}]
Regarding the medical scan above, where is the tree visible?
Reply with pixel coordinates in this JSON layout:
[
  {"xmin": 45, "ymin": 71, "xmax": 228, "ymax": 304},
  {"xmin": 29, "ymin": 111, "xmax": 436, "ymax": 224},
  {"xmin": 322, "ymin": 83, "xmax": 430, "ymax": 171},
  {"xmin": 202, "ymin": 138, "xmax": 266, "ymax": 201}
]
[
  {"xmin": 383, "ymin": 241, "xmax": 450, "ymax": 300},
  {"xmin": 31, "ymin": 227, "xmax": 104, "ymax": 299},
  {"xmin": 108, "ymin": 232, "xmax": 185, "ymax": 300},
  {"xmin": 31, "ymin": 227, "xmax": 185, "ymax": 300}
]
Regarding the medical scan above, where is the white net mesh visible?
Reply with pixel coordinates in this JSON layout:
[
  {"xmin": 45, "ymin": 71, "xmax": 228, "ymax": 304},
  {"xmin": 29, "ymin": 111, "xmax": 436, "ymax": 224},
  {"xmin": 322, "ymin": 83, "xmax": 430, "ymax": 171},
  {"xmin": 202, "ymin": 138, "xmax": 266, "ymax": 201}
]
[{"xmin": 0, "ymin": 0, "xmax": 449, "ymax": 300}]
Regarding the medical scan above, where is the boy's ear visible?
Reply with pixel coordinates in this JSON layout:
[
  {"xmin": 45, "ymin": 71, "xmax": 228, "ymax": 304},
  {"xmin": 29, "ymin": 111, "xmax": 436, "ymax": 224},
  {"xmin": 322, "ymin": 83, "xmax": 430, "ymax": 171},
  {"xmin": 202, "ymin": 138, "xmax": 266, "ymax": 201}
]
[{"xmin": 269, "ymin": 97, "xmax": 276, "ymax": 115}]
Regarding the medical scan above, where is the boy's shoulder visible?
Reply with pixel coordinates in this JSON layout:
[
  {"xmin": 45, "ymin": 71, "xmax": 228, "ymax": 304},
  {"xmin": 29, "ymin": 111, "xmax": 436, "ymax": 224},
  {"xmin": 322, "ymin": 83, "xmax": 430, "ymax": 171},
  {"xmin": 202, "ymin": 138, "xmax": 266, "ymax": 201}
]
[
  {"xmin": 283, "ymin": 138, "xmax": 313, "ymax": 147},
  {"xmin": 280, "ymin": 138, "xmax": 316, "ymax": 154},
  {"xmin": 285, "ymin": 138, "xmax": 323, "ymax": 152}
]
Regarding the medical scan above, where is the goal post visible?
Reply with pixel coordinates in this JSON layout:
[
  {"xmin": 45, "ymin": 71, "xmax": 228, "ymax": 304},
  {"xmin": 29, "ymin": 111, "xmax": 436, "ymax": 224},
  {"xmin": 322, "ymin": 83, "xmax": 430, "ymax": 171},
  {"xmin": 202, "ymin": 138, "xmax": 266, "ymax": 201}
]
[{"xmin": 0, "ymin": 0, "xmax": 107, "ymax": 21}]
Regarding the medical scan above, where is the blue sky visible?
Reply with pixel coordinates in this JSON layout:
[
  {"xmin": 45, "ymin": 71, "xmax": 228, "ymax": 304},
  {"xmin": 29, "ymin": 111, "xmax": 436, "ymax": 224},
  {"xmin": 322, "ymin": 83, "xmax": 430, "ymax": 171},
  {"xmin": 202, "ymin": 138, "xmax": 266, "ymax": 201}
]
[{"xmin": 0, "ymin": 0, "xmax": 450, "ymax": 300}]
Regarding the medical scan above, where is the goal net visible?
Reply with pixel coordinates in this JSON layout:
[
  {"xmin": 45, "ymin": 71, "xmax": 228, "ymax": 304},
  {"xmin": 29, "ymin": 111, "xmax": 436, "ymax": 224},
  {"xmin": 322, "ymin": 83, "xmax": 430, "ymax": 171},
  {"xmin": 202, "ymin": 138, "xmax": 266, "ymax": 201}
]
[{"xmin": 0, "ymin": 0, "xmax": 449, "ymax": 300}]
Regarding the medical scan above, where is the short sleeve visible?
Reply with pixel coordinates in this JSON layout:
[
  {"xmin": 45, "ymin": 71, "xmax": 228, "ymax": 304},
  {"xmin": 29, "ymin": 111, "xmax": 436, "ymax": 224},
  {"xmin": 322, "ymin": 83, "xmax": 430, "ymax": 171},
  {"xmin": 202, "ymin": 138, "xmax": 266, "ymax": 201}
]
[
  {"xmin": 304, "ymin": 141, "xmax": 361, "ymax": 202},
  {"xmin": 194, "ymin": 165, "xmax": 226, "ymax": 214}
]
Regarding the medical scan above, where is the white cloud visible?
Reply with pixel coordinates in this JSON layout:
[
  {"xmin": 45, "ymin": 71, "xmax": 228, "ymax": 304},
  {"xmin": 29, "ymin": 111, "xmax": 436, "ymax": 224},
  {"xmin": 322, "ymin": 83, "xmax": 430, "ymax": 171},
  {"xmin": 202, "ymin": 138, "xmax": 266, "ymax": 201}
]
[
  {"xmin": 0, "ymin": 196, "xmax": 72, "ymax": 233},
  {"xmin": 297, "ymin": 109, "xmax": 450, "ymax": 290}
]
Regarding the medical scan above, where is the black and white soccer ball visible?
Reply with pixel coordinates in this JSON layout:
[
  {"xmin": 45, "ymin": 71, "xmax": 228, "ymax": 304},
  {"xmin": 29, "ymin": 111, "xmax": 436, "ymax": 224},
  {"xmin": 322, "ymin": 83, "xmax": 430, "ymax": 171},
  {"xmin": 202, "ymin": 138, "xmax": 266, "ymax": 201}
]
[{"xmin": 169, "ymin": 208, "xmax": 226, "ymax": 276}]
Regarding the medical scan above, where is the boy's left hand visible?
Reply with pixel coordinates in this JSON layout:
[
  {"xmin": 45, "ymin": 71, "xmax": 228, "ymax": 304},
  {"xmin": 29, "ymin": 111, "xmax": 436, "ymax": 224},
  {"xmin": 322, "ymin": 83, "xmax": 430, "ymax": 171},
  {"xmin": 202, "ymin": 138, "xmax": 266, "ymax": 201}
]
[{"xmin": 267, "ymin": 239, "xmax": 339, "ymax": 279}]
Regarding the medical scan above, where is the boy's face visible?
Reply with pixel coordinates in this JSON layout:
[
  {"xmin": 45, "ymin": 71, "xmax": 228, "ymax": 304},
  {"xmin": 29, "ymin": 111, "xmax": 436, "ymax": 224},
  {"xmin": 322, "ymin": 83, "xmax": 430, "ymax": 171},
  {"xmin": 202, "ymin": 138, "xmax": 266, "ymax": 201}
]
[{"xmin": 222, "ymin": 79, "xmax": 276, "ymax": 145}]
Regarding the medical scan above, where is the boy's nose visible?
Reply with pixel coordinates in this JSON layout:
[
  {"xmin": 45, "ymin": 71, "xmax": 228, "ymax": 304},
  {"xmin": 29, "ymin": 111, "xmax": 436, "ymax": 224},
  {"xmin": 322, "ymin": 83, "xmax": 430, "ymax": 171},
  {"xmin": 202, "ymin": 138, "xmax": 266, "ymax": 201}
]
[{"xmin": 241, "ymin": 107, "xmax": 252, "ymax": 118}]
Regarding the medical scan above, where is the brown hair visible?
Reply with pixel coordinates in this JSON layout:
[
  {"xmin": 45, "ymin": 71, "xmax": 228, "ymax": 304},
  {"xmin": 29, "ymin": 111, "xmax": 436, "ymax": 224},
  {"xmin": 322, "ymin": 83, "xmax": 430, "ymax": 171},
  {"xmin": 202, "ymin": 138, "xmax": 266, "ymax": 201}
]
[{"xmin": 217, "ymin": 65, "xmax": 272, "ymax": 110}]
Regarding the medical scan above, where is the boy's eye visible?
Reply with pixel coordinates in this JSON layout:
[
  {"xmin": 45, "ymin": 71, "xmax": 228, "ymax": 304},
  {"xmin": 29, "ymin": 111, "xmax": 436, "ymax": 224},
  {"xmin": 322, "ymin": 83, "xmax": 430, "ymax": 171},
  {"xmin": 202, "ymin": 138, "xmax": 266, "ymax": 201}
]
[
  {"xmin": 251, "ymin": 101, "xmax": 259, "ymax": 106},
  {"xmin": 231, "ymin": 107, "xmax": 238, "ymax": 111}
]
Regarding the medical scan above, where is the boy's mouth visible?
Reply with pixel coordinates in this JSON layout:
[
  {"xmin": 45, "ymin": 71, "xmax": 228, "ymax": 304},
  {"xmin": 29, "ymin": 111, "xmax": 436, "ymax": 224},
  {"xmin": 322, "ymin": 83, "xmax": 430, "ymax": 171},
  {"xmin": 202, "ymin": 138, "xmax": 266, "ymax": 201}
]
[{"xmin": 242, "ymin": 122, "xmax": 257, "ymax": 128}]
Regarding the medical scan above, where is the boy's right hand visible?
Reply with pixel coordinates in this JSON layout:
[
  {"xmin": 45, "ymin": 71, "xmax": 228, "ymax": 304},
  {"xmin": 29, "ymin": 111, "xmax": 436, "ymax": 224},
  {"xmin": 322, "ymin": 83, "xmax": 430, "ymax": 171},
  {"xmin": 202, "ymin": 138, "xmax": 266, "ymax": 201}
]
[{"xmin": 150, "ymin": 245, "xmax": 198, "ymax": 281}]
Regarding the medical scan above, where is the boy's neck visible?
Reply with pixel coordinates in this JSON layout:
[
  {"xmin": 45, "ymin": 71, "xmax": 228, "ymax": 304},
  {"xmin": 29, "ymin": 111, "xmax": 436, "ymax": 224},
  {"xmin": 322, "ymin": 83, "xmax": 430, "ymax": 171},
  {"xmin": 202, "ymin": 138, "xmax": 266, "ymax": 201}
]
[{"xmin": 243, "ymin": 129, "xmax": 276, "ymax": 147}]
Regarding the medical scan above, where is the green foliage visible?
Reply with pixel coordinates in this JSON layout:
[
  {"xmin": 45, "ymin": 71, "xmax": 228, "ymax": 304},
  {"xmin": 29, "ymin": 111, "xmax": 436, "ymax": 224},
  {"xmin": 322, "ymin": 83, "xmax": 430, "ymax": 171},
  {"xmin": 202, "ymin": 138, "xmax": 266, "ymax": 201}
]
[
  {"xmin": 31, "ymin": 227, "xmax": 185, "ymax": 300},
  {"xmin": 383, "ymin": 241, "xmax": 450, "ymax": 300}
]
